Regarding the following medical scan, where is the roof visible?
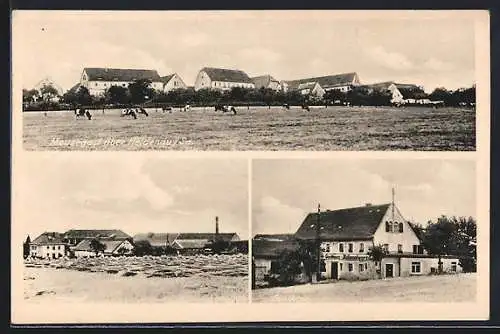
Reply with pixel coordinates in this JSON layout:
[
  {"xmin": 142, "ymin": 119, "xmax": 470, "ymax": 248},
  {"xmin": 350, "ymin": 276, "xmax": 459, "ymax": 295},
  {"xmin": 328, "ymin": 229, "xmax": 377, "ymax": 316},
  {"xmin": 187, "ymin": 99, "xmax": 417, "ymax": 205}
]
[
  {"xmin": 294, "ymin": 204, "xmax": 391, "ymax": 241},
  {"xmin": 31, "ymin": 232, "xmax": 66, "ymax": 245},
  {"xmin": 286, "ymin": 72, "xmax": 358, "ymax": 90},
  {"xmin": 83, "ymin": 68, "xmax": 161, "ymax": 82},
  {"xmin": 172, "ymin": 239, "xmax": 210, "ymax": 250},
  {"xmin": 253, "ymin": 234, "xmax": 296, "ymax": 242},
  {"xmin": 67, "ymin": 83, "xmax": 81, "ymax": 94},
  {"xmin": 175, "ymin": 233, "xmax": 238, "ymax": 242},
  {"xmin": 251, "ymin": 75, "xmax": 278, "ymax": 88},
  {"xmin": 160, "ymin": 74, "xmax": 175, "ymax": 83},
  {"xmin": 363, "ymin": 81, "xmax": 426, "ymax": 99},
  {"xmin": 133, "ymin": 233, "xmax": 178, "ymax": 247},
  {"xmin": 73, "ymin": 239, "xmax": 128, "ymax": 253},
  {"xmin": 63, "ymin": 229, "xmax": 131, "ymax": 240},
  {"xmin": 252, "ymin": 239, "xmax": 301, "ymax": 259},
  {"xmin": 200, "ymin": 67, "xmax": 253, "ymax": 84}
]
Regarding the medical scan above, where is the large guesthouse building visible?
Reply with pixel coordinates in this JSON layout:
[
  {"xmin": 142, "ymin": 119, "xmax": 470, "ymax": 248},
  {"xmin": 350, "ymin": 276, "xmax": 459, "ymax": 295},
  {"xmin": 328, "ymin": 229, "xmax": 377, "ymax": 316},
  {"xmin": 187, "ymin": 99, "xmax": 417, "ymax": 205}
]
[{"xmin": 194, "ymin": 67, "xmax": 255, "ymax": 91}]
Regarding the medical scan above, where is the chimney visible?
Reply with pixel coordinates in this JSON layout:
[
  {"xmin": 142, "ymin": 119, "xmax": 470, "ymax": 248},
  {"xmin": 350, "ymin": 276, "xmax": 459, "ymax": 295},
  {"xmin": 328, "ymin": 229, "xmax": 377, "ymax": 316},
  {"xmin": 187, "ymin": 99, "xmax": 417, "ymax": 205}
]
[
  {"xmin": 365, "ymin": 203, "xmax": 372, "ymax": 207},
  {"xmin": 215, "ymin": 216, "xmax": 219, "ymax": 235}
]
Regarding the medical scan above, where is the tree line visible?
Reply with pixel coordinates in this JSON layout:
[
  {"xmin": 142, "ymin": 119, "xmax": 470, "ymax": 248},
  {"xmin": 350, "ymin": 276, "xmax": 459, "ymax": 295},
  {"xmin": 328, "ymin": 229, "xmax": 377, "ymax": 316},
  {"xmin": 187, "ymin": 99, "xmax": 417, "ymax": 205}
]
[
  {"xmin": 23, "ymin": 79, "xmax": 476, "ymax": 111},
  {"xmin": 254, "ymin": 215, "xmax": 476, "ymax": 288}
]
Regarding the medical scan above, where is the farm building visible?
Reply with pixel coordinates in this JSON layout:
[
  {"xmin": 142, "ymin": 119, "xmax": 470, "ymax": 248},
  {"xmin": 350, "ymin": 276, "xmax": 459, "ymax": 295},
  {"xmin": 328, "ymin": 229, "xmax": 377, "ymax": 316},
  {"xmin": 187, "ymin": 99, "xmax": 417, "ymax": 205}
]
[
  {"xmin": 294, "ymin": 202, "xmax": 463, "ymax": 280},
  {"xmin": 62, "ymin": 229, "xmax": 132, "ymax": 249},
  {"xmin": 29, "ymin": 232, "xmax": 67, "ymax": 259},
  {"xmin": 160, "ymin": 73, "xmax": 188, "ymax": 92},
  {"xmin": 284, "ymin": 72, "xmax": 360, "ymax": 94},
  {"xmin": 132, "ymin": 232, "xmax": 178, "ymax": 250},
  {"xmin": 363, "ymin": 82, "xmax": 427, "ymax": 105},
  {"xmin": 72, "ymin": 239, "xmax": 135, "ymax": 258},
  {"xmin": 171, "ymin": 232, "xmax": 241, "ymax": 254},
  {"xmin": 194, "ymin": 67, "xmax": 255, "ymax": 91},
  {"xmin": 79, "ymin": 67, "xmax": 164, "ymax": 96},
  {"xmin": 251, "ymin": 75, "xmax": 282, "ymax": 91}
]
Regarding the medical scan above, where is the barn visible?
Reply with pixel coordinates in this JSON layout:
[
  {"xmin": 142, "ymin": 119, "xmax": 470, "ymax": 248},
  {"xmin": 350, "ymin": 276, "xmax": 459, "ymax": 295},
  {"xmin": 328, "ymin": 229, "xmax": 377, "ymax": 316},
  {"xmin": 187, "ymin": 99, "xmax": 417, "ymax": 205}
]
[{"xmin": 194, "ymin": 67, "xmax": 255, "ymax": 91}]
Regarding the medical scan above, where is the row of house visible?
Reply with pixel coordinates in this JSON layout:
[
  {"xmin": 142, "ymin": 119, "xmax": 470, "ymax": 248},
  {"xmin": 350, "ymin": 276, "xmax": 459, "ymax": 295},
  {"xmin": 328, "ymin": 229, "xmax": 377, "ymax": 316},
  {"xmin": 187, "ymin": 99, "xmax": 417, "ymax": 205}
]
[
  {"xmin": 52, "ymin": 66, "xmax": 431, "ymax": 105},
  {"xmin": 28, "ymin": 218, "xmax": 242, "ymax": 259},
  {"xmin": 253, "ymin": 199, "xmax": 463, "ymax": 284}
]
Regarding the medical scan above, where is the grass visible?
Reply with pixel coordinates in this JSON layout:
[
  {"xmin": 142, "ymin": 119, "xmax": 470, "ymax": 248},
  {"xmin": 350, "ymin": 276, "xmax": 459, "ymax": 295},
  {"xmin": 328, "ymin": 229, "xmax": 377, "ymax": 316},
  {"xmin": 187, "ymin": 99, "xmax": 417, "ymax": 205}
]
[
  {"xmin": 252, "ymin": 273, "xmax": 477, "ymax": 303},
  {"xmin": 23, "ymin": 106, "xmax": 476, "ymax": 151}
]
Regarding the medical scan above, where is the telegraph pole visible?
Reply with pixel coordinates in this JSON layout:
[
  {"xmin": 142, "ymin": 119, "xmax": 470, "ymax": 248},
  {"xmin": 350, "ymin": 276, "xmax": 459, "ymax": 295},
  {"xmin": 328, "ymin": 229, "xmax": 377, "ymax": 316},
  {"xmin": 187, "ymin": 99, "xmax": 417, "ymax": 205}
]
[{"xmin": 316, "ymin": 203, "xmax": 321, "ymax": 283}]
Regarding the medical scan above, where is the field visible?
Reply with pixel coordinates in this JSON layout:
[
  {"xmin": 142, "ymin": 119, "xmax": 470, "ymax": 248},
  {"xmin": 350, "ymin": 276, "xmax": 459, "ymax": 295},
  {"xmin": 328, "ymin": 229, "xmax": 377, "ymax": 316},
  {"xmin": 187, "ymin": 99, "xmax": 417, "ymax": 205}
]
[
  {"xmin": 252, "ymin": 273, "xmax": 476, "ymax": 303},
  {"xmin": 23, "ymin": 254, "xmax": 248, "ymax": 303},
  {"xmin": 22, "ymin": 106, "xmax": 476, "ymax": 151}
]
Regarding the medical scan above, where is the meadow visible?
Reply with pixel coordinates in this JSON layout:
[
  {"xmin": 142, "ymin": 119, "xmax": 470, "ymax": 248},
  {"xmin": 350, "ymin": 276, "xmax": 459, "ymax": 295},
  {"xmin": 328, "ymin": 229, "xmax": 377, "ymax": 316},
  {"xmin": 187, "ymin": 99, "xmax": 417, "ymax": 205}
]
[
  {"xmin": 22, "ymin": 106, "xmax": 476, "ymax": 151},
  {"xmin": 23, "ymin": 254, "xmax": 248, "ymax": 303}
]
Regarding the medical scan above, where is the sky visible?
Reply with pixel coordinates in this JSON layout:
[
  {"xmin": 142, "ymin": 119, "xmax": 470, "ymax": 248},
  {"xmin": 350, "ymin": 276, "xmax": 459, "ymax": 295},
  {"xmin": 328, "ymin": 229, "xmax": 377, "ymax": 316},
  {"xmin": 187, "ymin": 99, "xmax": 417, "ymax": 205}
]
[
  {"xmin": 15, "ymin": 155, "xmax": 249, "ymax": 240},
  {"xmin": 13, "ymin": 10, "xmax": 478, "ymax": 93},
  {"xmin": 252, "ymin": 158, "xmax": 476, "ymax": 236}
]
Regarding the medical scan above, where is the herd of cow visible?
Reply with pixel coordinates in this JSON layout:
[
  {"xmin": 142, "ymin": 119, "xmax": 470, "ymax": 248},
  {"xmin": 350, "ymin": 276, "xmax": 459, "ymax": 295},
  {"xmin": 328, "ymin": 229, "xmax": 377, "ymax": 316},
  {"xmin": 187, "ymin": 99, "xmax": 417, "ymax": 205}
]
[{"xmin": 70, "ymin": 103, "xmax": 312, "ymax": 121}]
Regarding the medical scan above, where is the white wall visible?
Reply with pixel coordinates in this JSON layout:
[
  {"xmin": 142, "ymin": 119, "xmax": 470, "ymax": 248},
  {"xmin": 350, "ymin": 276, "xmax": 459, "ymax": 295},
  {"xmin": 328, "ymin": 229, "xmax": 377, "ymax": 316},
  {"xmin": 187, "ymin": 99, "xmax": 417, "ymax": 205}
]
[
  {"xmin": 111, "ymin": 240, "xmax": 135, "ymax": 255},
  {"xmin": 194, "ymin": 71, "xmax": 212, "ymax": 91},
  {"xmin": 30, "ymin": 244, "xmax": 66, "ymax": 259},
  {"xmin": 372, "ymin": 203, "xmax": 422, "ymax": 254},
  {"xmin": 163, "ymin": 74, "xmax": 187, "ymax": 92}
]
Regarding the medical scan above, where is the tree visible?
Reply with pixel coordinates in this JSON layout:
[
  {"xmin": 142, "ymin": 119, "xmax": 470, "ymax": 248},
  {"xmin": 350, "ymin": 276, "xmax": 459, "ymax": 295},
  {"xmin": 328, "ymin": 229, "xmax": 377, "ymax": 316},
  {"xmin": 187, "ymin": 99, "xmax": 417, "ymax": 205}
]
[
  {"xmin": 368, "ymin": 244, "xmax": 388, "ymax": 278},
  {"xmin": 133, "ymin": 240, "xmax": 153, "ymax": 256},
  {"xmin": 89, "ymin": 239, "xmax": 106, "ymax": 256},
  {"xmin": 23, "ymin": 89, "xmax": 39, "ymax": 104},
  {"xmin": 323, "ymin": 89, "xmax": 347, "ymax": 105},
  {"xmin": 208, "ymin": 239, "xmax": 231, "ymax": 254},
  {"xmin": 39, "ymin": 84, "xmax": 60, "ymax": 102},
  {"xmin": 23, "ymin": 235, "xmax": 31, "ymax": 259},
  {"xmin": 106, "ymin": 85, "xmax": 130, "ymax": 105},
  {"xmin": 421, "ymin": 216, "xmax": 458, "ymax": 273},
  {"xmin": 128, "ymin": 79, "xmax": 154, "ymax": 104},
  {"xmin": 268, "ymin": 249, "xmax": 305, "ymax": 286}
]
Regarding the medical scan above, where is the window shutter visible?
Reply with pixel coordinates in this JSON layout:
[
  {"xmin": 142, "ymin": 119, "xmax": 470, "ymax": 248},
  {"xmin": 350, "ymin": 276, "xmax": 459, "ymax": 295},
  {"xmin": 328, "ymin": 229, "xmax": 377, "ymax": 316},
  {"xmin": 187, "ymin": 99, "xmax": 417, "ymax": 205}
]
[
  {"xmin": 399, "ymin": 222, "xmax": 404, "ymax": 233},
  {"xmin": 412, "ymin": 245, "xmax": 417, "ymax": 254},
  {"xmin": 385, "ymin": 221, "xmax": 390, "ymax": 232}
]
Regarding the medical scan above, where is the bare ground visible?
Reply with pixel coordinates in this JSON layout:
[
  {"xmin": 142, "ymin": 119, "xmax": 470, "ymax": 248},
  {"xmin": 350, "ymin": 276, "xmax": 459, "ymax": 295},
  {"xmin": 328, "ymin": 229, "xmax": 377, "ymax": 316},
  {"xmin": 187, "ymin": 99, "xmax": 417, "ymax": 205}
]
[
  {"xmin": 22, "ymin": 106, "xmax": 476, "ymax": 151},
  {"xmin": 252, "ymin": 273, "xmax": 477, "ymax": 303}
]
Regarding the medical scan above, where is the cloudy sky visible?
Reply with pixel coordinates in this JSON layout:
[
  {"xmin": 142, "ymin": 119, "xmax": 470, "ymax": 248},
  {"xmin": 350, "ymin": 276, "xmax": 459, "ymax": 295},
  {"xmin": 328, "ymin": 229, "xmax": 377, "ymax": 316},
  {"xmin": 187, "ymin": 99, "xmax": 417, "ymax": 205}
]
[
  {"xmin": 15, "ymin": 155, "xmax": 248, "ymax": 240},
  {"xmin": 13, "ymin": 10, "xmax": 478, "ymax": 93},
  {"xmin": 252, "ymin": 158, "xmax": 476, "ymax": 236}
]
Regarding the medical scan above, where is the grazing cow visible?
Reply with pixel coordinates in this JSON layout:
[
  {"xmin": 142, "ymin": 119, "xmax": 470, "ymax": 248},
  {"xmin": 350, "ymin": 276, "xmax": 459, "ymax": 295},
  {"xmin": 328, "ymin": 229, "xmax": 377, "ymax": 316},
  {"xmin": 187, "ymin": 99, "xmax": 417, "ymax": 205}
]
[
  {"xmin": 301, "ymin": 104, "xmax": 310, "ymax": 111},
  {"xmin": 75, "ymin": 108, "xmax": 92, "ymax": 120},
  {"xmin": 121, "ymin": 108, "xmax": 137, "ymax": 119},
  {"xmin": 283, "ymin": 104, "xmax": 290, "ymax": 110},
  {"xmin": 162, "ymin": 106, "xmax": 172, "ymax": 113},
  {"xmin": 183, "ymin": 104, "xmax": 191, "ymax": 112},
  {"xmin": 137, "ymin": 107, "xmax": 149, "ymax": 117},
  {"xmin": 214, "ymin": 104, "xmax": 236, "ymax": 114}
]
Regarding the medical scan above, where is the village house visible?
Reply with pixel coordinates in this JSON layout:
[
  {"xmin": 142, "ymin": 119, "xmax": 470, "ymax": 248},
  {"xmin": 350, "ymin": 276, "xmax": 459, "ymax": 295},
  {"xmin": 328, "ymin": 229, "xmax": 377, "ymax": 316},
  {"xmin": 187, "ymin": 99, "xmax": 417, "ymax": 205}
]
[
  {"xmin": 29, "ymin": 232, "xmax": 67, "ymax": 259},
  {"xmin": 72, "ymin": 239, "xmax": 135, "ymax": 258},
  {"xmin": 294, "ymin": 201, "xmax": 463, "ymax": 280},
  {"xmin": 251, "ymin": 75, "xmax": 282, "ymax": 91},
  {"xmin": 363, "ymin": 81, "xmax": 427, "ymax": 105},
  {"xmin": 284, "ymin": 72, "xmax": 361, "ymax": 95},
  {"xmin": 62, "ymin": 229, "xmax": 132, "ymax": 247},
  {"xmin": 194, "ymin": 67, "xmax": 255, "ymax": 91},
  {"xmin": 33, "ymin": 77, "xmax": 64, "ymax": 102},
  {"xmin": 160, "ymin": 73, "xmax": 188, "ymax": 93},
  {"xmin": 79, "ymin": 67, "xmax": 164, "ymax": 96}
]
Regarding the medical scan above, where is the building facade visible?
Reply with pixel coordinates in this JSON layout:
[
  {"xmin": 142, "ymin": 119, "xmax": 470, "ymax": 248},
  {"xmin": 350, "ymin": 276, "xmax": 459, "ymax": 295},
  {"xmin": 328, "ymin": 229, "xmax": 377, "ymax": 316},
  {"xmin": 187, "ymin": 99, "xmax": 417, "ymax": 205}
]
[
  {"xmin": 363, "ymin": 82, "xmax": 427, "ymax": 105},
  {"xmin": 79, "ymin": 67, "xmax": 164, "ymax": 96},
  {"xmin": 160, "ymin": 73, "xmax": 188, "ymax": 93},
  {"xmin": 284, "ymin": 72, "xmax": 360, "ymax": 94},
  {"xmin": 194, "ymin": 67, "xmax": 255, "ymax": 91},
  {"xmin": 73, "ymin": 239, "xmax": 135, "ymax": 258},
  {"xmin": 29, "ymin": 232, "xmax": 67, "ymax": 259},
  {"xmin": 251, "ymin": 75, "xmax": 282, "ymax": 91}
]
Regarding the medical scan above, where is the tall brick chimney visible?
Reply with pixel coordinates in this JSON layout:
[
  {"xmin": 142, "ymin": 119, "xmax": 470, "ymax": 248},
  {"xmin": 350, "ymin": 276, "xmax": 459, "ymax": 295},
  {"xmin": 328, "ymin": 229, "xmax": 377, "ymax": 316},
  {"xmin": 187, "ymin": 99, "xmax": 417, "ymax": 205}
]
[{"xmin": 215, "ymin": 216, "xmax": 219, "ymax": 235}]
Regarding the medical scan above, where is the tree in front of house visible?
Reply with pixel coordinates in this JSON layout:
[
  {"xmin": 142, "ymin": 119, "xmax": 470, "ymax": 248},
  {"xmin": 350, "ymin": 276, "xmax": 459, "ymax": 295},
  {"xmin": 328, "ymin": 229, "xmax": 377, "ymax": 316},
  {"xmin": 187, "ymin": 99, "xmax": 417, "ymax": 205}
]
[
  {"xmin": 133, "ymin": 240, "xmax": 153, "ymax": 256},
  {"xmin": 323, "ymin": 89, "xmax": 347, "ymax": 105},
  {"xmin": 105, "ymin": 85, "xmax": 130, "ymax": 105},
  {"xmin": 128, "ymin": 79, "xmax": 155, "ymax": 104},
  {"xmin": 39, "ymin": 84, "xmax": 60, "ymax": 102},
  {"xmin": 421, "ymin": 216, "xmax": 458, "ymax": 273},
  {"xmin": 368, "ymin": 244, "xmax": 388, "ymax": 278},
  {"xmin": 268, "ymin": 249, "xmax": 305, "ymax": 287},
  {"xmin": 23, "ymin": 235, "xmax": 31, "ymax": 259},
  {"xmin": 89, "ymin": 239, "xmax": 106, "ymax": 257},
  {"xmin": 23, "ymin": 89, "xmax": 39, "ymax": 104}
]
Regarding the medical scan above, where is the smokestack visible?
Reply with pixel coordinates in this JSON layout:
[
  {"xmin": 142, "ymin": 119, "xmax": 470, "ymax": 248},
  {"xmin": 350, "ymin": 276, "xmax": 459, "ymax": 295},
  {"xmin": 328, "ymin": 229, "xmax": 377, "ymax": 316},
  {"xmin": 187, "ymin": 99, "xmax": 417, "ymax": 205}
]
[{"xmin": 215, "ymin": 216, "xmax": 219, "ymax": 235}]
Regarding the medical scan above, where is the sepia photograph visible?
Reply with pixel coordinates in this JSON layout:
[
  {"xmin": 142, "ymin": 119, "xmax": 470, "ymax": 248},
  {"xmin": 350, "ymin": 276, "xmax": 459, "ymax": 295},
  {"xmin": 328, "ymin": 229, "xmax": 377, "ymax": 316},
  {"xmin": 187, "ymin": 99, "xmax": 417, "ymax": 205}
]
[
  {"xmin": 16, "ymin": 155, "xmax": 249, "ymax": 304},
  {"xmin": 251, "ymin": 158, "xmax": 478, "ymax": 303},
  {"xmin": 14, "ymin": 10, "xmax": 479, "ymax": 151}
]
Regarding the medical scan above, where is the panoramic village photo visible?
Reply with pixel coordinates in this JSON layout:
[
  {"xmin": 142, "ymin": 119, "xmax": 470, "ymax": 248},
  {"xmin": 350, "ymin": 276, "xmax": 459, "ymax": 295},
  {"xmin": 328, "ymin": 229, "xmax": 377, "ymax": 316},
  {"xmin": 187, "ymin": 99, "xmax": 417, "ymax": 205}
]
[
  {"xmin": 16, "ymin": 11, "xmax": 477, "ymax": 151},
  {"xmin": 18, "ymin": 155, "xmax": 249, "ymax": 303},
  {"xmin": 251, "ymin": 158, "xmax": 477, "ymax": 303}
]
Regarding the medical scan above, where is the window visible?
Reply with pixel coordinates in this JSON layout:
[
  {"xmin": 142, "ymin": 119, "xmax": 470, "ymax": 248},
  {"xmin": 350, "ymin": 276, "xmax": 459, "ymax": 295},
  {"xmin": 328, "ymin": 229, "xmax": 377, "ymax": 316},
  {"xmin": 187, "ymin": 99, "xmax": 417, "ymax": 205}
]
[
  {"xmin": 399, "ymin": 222, "xmax": 404, "ymax": 233},
  {"xmin": 411, "ymin": 262, "xmax": 421, "ymax": 273},
  {"xmin": 385, "ymin": 221, "xmax": 391, "ymax": 232},
  {"xmin": 397, "ymin": 244, "xmax": 403, "ymax": 253},
  {"xmin": 325, "ymin": 243, "xmax": 331, "ymax": 253},
  {"xmin": 46, "ymin": 246, "xmax": 49, "ymax": 250},
  {"xmin": 360, "ymin": 243, "xmax": 364, "ymax": 253},
  {"xmin": 348, "ymin": 263, "xmax": 353, "ymax": 272},
  {"xmin": 383, "ymin": 244, "xmax": 389, "ymax": 252},
  {"xmin": 339, "ymin": 243, "xmax": 344, "ymax": 252},
  {"xmin": 339, "ymin": 263, "xmax": 343, "ymax": 271},
  {"xmin": 451, "ymin": 262, "xmax": 457, "ymax": 272},
  {"xmin": 412, "ymin": 245, "xmax": 418, "ymax": 254},
  {"xmin": 359, "ymin": 263, "xmax": 364, "ymax": 272},
  {"xmin": 365, "ymin": 263, "xmax": 368, "ymax": 270},
  {"xmin": 348, "ymin": 243, "xmax": 353, "ymax": 253}
]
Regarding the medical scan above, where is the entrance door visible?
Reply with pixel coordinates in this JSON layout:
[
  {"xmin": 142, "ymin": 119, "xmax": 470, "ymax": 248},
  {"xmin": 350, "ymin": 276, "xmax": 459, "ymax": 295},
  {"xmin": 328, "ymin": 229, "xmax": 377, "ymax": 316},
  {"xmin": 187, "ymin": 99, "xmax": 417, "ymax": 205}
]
[
  {"xmin": 331, "ymin": 262, "xmax": 339, "ymax": 280},
  {"xmin": 385, "ymin": 263, "xmax": 394, "ymax": 278}
]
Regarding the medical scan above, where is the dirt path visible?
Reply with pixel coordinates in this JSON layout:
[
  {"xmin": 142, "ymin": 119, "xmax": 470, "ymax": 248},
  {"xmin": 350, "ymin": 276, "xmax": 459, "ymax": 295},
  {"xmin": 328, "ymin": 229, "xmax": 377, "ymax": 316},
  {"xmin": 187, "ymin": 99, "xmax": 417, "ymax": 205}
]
[{"xmin": 252, "ymin": 273, "xmax": 476, "ymax": 303}]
